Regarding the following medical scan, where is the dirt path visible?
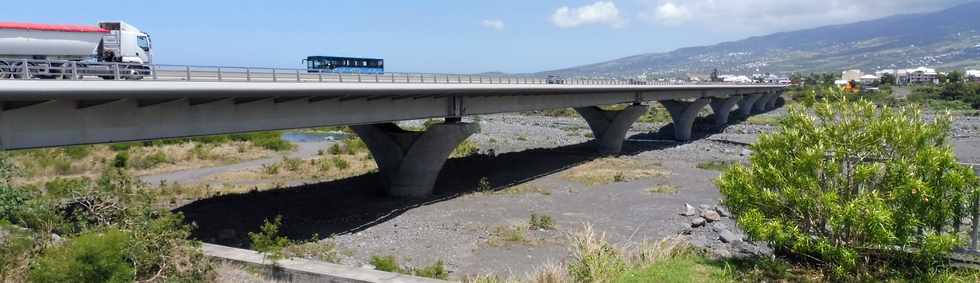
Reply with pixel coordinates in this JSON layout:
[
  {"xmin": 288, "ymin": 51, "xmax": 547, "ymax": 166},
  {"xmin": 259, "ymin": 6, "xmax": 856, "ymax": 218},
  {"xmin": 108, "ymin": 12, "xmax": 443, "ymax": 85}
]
[{"xmin": 141, "ymin": 140, "xmax": 333, "ymax": 185}]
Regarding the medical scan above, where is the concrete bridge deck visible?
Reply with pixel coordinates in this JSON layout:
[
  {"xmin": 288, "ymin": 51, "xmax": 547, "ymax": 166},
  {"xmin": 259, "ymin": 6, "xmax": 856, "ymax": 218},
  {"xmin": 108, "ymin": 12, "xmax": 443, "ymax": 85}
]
[{"xmin": 0, "ymin": 80, "xmax": 786, "ymax": 197}]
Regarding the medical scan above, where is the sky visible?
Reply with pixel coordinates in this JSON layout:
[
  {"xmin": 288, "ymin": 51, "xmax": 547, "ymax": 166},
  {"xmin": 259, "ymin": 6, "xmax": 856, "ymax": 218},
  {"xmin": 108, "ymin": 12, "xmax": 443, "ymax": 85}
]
[{"xmin": 4, "ymin": 0, "xmax": 972, "ymax": 73}]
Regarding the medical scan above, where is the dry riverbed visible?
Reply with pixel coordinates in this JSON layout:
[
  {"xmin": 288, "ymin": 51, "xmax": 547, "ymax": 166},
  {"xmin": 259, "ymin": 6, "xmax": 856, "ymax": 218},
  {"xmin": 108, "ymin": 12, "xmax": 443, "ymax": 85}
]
[{"xmin": 178, "ymin": 107, "xmax": 980, "ymax": 281}]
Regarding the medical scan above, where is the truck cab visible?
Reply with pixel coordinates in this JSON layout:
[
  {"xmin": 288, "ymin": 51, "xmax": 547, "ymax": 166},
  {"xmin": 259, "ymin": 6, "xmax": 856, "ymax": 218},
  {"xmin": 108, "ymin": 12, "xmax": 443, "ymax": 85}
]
[{"xmin": 98, "ymin": 21, "xmax": 152, "ymax": 64}]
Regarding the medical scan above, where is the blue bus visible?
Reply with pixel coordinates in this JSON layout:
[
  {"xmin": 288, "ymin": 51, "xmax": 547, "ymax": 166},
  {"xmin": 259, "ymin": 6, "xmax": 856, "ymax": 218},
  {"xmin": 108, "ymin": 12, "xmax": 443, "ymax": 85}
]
[{"xmin": 303, "ymin": 56, "xmax": 384, "ymax": 74}]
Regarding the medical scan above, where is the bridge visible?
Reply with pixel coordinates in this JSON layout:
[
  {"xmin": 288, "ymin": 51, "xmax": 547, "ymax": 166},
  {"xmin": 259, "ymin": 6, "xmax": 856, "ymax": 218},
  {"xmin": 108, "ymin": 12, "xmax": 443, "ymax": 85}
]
[{"xmin": 0, "ymin": 66, "xmax": 786, "ymax": 198}]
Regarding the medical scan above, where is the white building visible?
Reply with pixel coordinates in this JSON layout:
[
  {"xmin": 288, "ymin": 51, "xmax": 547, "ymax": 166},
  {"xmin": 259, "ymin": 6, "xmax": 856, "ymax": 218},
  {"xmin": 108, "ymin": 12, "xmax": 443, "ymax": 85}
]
[
  {"xmin": 720, "ymin": 75, "xmax": 753, "ymax": 83},
  {"xmin": 968, "ymin": 69, "xmax": 980, "ymax": 82},
  {"xmin": 875, "ymin": 69, "xmax": 895, "ymax": 78},
  {"xmin": 841, "ymin": 69, "xmax": 863, "ymax": 81},
  {"xmin": 897, "ymin": 67, "xmax": 938, "ymax": 85},
  {"xmin": 858, "ymin": 74, "xmax": 880, "ymax": 84}
]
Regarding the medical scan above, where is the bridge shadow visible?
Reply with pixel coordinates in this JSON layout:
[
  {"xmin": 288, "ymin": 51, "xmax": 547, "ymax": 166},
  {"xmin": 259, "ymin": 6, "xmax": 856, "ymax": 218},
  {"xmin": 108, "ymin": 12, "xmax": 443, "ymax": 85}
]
[
  {"xmin": 175, "ymin": 140, "xmax": 678, "ymax": 248},
  {"xmin": 177, "ymin": 99, "xmax": 785, "ymax": 248}
]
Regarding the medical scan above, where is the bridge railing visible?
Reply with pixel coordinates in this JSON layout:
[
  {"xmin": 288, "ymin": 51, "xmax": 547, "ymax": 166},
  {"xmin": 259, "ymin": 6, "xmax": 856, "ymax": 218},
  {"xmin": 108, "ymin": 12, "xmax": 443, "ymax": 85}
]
[{"xmin": 0, "ymin": 58, "xmax": 783, "ymax": 86}]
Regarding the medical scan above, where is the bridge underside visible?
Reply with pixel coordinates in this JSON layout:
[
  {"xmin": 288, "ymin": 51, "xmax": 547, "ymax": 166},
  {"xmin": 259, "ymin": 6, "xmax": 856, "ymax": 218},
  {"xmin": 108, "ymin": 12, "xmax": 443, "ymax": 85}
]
[{"xmin": 0, "ymin": 82, "xmax": 783, "ymax": 197}]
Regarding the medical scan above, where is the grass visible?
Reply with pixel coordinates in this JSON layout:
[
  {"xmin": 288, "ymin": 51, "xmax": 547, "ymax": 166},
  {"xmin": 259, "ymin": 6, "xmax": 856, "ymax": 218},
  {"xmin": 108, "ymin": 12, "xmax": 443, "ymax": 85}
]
[
  {"xmin": 452, "ymin": 139, "xmax": 480, "ymax": 158},
  {"xmin": 529, "ymin": 214, "xmax": 555, "ymax": 230},
  {"xmin": 369, "ymin": 255, "xmax": 448, "ymax": 280},
  {"xmin": 562, "ymin": 157, "xmax": 667, "ymax": 186},
  {"xmin": 696, "ymin": 160, "xmax": 740, "ymax": 172},
  {"xmin": 646, "ymin": 185, "xmax": 678, "ymax": 194},
  {"xmin": 283, "ymin": 240, "xmax": 341, "ymax": 263},
  {"xmin": 745, "ymin": 115, "xmax": 782, "ymax": 126},
  {"xmin": 487, "ymin": 225, "xmax": 531, "ymax": 247},
  {"xmin": 495, "ymin": 183, "xmax": 551, "ymax": 196},
  {"xmin": 616, "ymin": 253, "xmax": 728, "ymax": 283}
]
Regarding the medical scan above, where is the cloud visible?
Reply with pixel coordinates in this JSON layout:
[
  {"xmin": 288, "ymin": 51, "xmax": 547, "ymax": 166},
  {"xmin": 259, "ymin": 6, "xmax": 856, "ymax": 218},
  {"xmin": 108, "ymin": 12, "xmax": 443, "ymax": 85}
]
[
  {"xmin": 639, "ymin": 0, "xmax": 971, "ymax": 33},
  {"xmin": 481, "ymin": 19, "xmax": 505, "ymax": 31},
  {"xmin": 551, "ymin": 1, "xmax": 625, "ymax": 28},
  {"xmin": 652, "ymin": 2, "xmax": 690, "ymax": 25}
]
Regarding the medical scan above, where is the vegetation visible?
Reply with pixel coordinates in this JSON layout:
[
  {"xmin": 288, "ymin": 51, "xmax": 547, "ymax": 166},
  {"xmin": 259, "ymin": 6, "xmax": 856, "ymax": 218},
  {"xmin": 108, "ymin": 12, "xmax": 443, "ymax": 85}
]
[
  {"xmin": 646, "ymin": 185, "xmax": 678, "ymax": 194},
  {"xmin": 0, "ymin": 159, "xmax": 213, "ymax": 282},
  {"xmin": 248, "ymin": 215, "xmax": 291, "ymax": 262},
  {"xmin": 529, "ymin": 214, "xmax": 555, "ymax": 230},
  {"xmin": 369, "ymin": 255, "xmax": 449, "ymax": 280},
  {"xmin": 718, "ymin": 89, "xmax": 979, "ymax": 278},
  {"xmin": 488, "ymin": 224, "xmax": 530, "ymax": 247},
  {"xmin": 695, "ymin": 160, "xmax": 740, "ymax": 172},
  {"xmin": 562, "ymin": 158, "xmax": 666, "ymax": 186}
]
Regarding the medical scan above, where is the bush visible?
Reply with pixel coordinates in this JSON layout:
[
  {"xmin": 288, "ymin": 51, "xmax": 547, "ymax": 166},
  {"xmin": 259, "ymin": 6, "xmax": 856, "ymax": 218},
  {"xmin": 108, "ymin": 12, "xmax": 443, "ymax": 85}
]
[
  {"xmin": 0, "ymin": 186, "xmax": 28, "ymax": 223},
  {"xmin": 30, "ymin": 229, "xmax": 135, "ymax": 283},
  {"xmin": 132, "ymin": 151, "xmax": 173, "ymax": 170},
  {"xmin": 62, "ymin": 145, "xmax": 92, "ymax": 160},
  {"xmin": 370, "ymin": 255, "xmax": 401, "ymax": 273},
  {"xmin": 0, "ymin": 222, "xmax": 33, "ymax": 282},
  {"xmin": 529, "ymin": 213, "xmax": 555, "ymax": 230},
  {"xmin": 249, "ymin": 215, "xmax": 290, "ymax": 261},
  {"xmin": 718, "ymin": 91, "xmax": 979, "ymax": 275},
  {"xmin": 451, "ymin": 139, "xmax": 479, "ymax": 158},
  {"xmin": 112, "ymin": 152, "xmax": 129, "ymax": 168},
  {"xmin": 413, "ymin": 260, "xmax": 449, "ymax": 280},
  {"xmin": 332, "ymin": 157, "xmax": 350, "ymax": 171}
]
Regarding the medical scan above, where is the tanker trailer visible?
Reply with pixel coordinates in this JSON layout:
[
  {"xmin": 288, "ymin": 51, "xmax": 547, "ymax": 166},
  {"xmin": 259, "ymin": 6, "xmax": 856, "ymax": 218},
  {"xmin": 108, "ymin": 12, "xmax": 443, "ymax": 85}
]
[{"xmin": 0, "ymin": 21, "xmax": 153, "ymax": 79}]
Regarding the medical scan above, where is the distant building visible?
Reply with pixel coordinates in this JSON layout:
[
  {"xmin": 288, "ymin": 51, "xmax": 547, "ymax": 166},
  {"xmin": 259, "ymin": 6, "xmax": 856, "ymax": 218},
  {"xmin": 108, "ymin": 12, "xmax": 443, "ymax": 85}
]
[
  {"xmin": 897, "ymin": 67, "xmax": 938, "ymax": 85},
  {"xmin": 858, "ymin": 74, "xmax": 880, "ymax": 84},
  {"xmin": 720, "ymin": 75, "xmax": 753, "ymax": 83},
  {"xmin": 875, "ymin": 69, "xmax": 895, "ymax": 78},
  {"xmin": 968, "ymin": 69, "xmax": 980, "ymax": 82},
  {"xmin": 841, "ymin": 69, "xmax": 863, "ymax": 82}
]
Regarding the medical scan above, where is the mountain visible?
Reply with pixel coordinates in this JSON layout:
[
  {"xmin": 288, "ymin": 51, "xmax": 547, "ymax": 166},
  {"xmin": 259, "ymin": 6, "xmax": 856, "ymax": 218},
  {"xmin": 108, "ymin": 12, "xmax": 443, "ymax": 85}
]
[{"xmin": 543, "ymin": 1, "xmax": 980, "ymax": 78}]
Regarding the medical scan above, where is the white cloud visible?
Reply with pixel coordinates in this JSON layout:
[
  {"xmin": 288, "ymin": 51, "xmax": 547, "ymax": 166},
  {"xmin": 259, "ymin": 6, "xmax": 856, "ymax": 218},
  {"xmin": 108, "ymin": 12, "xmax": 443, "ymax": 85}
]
[
  {"xmin": 551, "ymin": 1, "xmax": 625, "ymax": 28},
  {"xmin": 639, "ymin": 0, "xmax": 970, "ymax": 33},
  {"xmin": 652, "ymin": 3, "xmax": 690, "ymax": 25},
  {"xmin": 481, "ymin": 19, "xmax": 505, "ymax": 31}
]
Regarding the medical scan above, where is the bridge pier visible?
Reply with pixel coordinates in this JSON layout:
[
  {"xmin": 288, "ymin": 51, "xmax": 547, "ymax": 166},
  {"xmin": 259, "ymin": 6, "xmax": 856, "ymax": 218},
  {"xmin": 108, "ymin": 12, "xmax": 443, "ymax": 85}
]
[
  {"xmin": 575, "ymin": 104, "xmax": 649, "ymax": 154},
  {"xmin": 662, "ymin": 99, "xmax": 711, "ymax": 141},
  {"xmin": 351, "ymin": 121, "xmax": 479, "ymax": 198},
  {"xmin": 737, "ymin": 93, "xmax": 763, "ymax": 117},
  {"xmin": 753, "ymin": 92, "xmax": 776, "ymax": 113},
  {"xmin": 765, "ymin": 91, "xmax": 782, "ymax": 110},
  {"xmin": 708, "ymin": 96, "xmax": 742, "ymax": 126}
]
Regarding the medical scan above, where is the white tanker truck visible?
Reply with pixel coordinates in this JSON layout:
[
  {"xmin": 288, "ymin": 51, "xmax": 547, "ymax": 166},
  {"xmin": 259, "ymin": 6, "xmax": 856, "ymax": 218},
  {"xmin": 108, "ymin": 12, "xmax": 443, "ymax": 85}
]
[{"xmin": 0, "ymin": 21, "xmax": 153, "ymax": 79}]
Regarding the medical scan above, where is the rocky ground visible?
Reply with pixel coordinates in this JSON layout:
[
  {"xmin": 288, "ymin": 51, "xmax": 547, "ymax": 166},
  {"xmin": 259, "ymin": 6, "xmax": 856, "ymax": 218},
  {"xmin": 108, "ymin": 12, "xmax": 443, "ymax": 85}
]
[{"xmin": 190, "ymin": 105, "xmax": 980, "ymax": 281}]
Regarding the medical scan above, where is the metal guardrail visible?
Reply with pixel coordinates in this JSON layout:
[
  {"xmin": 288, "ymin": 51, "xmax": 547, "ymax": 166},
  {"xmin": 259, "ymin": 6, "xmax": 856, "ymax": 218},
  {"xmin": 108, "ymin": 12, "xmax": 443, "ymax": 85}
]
[{"xmin": 0, "ymin": 58, "xmax": 785, "ymax": 86}]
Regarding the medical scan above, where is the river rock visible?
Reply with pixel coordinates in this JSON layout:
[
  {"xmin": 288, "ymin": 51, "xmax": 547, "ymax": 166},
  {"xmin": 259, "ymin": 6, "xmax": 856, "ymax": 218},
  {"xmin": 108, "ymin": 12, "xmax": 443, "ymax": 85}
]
[
  {"xmin": 691, "ymin": 217, "xmax": 706, "ymax": 228},
  {"xmin": 719, "ymin": 229, "xmax": 741, "ymax": 243},
  {"xmin": 681, "ymin": 203, "xmax": 697, "ymax": 216},
  {"xmin": 715, "ymin": 206, "xmax": 730, "ymax": 217},
  {"xmin": 702, "ymin": 210, "xmax": 722, "ymax": 222}
]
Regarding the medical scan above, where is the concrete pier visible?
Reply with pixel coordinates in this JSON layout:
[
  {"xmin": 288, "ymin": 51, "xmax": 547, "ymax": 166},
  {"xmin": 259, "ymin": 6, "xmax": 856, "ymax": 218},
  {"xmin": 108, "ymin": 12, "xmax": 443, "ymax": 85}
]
[
  {"xmin": 661, "ymin": 99, "xmax": 711, "ymax": 141},
  {"xmin": 352, "ymin": 122, "xmax": 479, "ymax": 198},
  {"xmin": 575, "ymin": 104, "xmax": 650, "ymax": 154},
  {"xmin": 709, "ymin": 96, "xmax": 742, "ymax": 126},
  {"xmin": 737, "ymin": 93, "xmax": 763, "ymax": 117}
]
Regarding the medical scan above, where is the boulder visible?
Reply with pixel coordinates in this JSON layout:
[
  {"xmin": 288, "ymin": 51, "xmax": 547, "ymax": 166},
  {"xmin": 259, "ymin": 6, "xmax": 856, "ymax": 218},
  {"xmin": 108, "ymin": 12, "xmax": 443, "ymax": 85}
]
[
  {"xmin": 691, "ymin": 217, "xmax": 706, "ymax": 228},
  {"xmin": 702, "ymin": 210, "xmax": 722, "ymax": 222},
  {"xmin": 681, "ymin": 203, "xmax": 697, "ymax": 216},
  {"xmin": 719, "ymin": 229, "xmax": 741, "ymax": 243}
]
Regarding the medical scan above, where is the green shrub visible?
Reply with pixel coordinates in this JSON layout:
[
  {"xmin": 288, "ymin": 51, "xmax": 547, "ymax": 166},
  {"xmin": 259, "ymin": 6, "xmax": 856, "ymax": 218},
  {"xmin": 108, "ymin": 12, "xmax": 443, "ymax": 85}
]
[
  {"xmin": 451, "ymin": 139, "xmax": 479, "ymax": 158},
  {"xmin": 328, "ymin": 143, "xmax": 343, "ymax": 155},
  {"xmin": 62, "ymin": 145, "xmax": 92, "ymax": 160},
  {"xmin": 282, "ymin": 157, "xmax": 303, "ymax": 172},
  {"xmin": 109, "ymin": 142, "xmax": 138, "ymax": 152},
  {"xmin": 342, "ymin": 137, "xmax": 367, "ymax": 155},
  {"xmin": 718, "ymin": 91, "xmax": 979, "ymax": 275},
  {"xmin": 132, "ymin": 151, "xmax": 173, "ymax": 170},
  {"xmin": 530, "ymin": 214, "xmax": 555, "ymax": 230},
  {"xmin": 30, "ymin": 229, "xmax": 135, "ymax": 283},
  {"xmin": 43, "ymin": 177, "xmax": 90, "ymax": 198},
  {"xmin": 413, "ymin": 260, "xmax": 449, "ymax": 280},
  {"xmin": 0, "ymin": 186, "xmax": 28, "ymax": 223},
  {"xmin": 112, "ymin": 152, "xmax": 129, "ymax": 168},
  {"xmin": 370, "ymin": 255, "xmax": 401, "ymax": 273},
  {"xmin": 249, "ymin": 215, "xmax": 290, "ymax": 261},
  {"xmin": 332, "ymin": 157, "xmax": 350, "ymax": 171}
]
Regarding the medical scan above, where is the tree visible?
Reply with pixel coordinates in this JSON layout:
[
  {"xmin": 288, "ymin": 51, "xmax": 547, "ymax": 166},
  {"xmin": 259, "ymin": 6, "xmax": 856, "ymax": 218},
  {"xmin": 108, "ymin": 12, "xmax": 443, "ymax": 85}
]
[
  {"xmin": 710, "ymin": 68, "xmax": 721, "ymax": 82},
  {"xmin": 718, "ymin": 90, "xmax": 978, "ymax": 275},
  {"xmin": 880, "ymin": 73, "xmax": 897, "ymax": 85},
  {"xmin": 946, "ymin": 70, "xmax": 965, "ymax": 84}
]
